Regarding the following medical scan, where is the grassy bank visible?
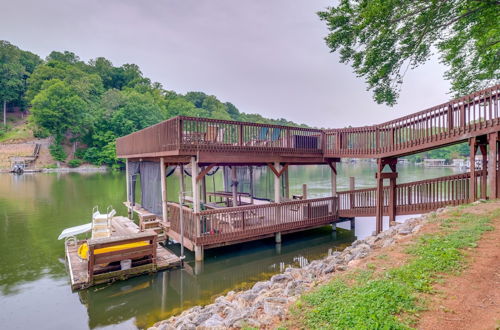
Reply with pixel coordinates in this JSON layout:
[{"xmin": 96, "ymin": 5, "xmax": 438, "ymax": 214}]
[{"xmin": 287, "ymin": 203, "xmax": 498, "ymax": 329}]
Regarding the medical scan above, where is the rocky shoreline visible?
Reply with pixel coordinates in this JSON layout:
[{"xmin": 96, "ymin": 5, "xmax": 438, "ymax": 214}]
[{"xmin": 151, "ymin": 210, "xmax": 437, "ymax": 330}]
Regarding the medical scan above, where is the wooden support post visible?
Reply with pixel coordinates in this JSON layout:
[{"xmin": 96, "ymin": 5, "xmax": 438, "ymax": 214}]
[
  {"xmin": 160, "ymin": 158, "xmax": 168, "ymax": 223},
  {"xmin": 480, "ymin": 144, "xmax": 487, "ymax": 200},
  {"xmin": 178, "ymin": 164, "xmax": 185, "ymax": 259},
  {"xmin": 231, "ymin": 166, "xmax": 238, "ymax": 207},
  {"xmin": 201, "ymin": 166, "xmax": 207, "ymax": 204},
  {"xmin": 194, "ymin": 245, "xmax": 204, "ymax": 262},
  {"xmin": 349, "ymin": 177, "xmax": 355, "ymax": 209},
  {"xmin": 249, "ymin": 166, "xmax": 254, "ymax": 204},
  {"xmin": 330, "ymin": 162, "xmax": 337, "ymax": 197},
  {"xmin": 125, "ymin": 159, "xmax": 132, "ymax": 218},
  {"xmin": 302, "ymin": 184, "xmax": 307, "ymax": 199},
  {"xmin": 489, "ymin": 133, "xmax": 499, "ymax": 199},
  {"xmin": 275, "ymin": 232, "xmax": 282, "ymax": 244},
  {"xmin": 191, "ymin": 157, "xmax": 200, "ymax": 213},
  {"xmin": 389, "ymin": 175, "xmax": 396, "ymax": 226},
  {"xmin": 375, "ymin": 159, "xmax": 384, "ymax": 234},
  {"xmin": 283, "ymin": 166, "xmax": 290, "ymax": 200},
  {"xmin": 274, "ymin": 161, "xmax": 281, "ymax": 203},
  {"xmin": 331, "ymin": 223, "xmax": 337, "ymax": 231},
  {"xmin": 350, "ymin": 218, "xmax": 355, "ymax": 231},
  {"xmin": 469, "ymin": 137, "xmax": 477, "ymax": 202}
]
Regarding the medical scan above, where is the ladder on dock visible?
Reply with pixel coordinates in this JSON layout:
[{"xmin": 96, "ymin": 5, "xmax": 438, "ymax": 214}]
[{"xmin": 91, "ymin": 206, "xmax": 116, "ymax": 239}]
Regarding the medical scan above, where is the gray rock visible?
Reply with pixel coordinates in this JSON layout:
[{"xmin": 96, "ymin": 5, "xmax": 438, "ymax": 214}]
[
  {"xmin": 336, "ymin": 264, "xmax": 347, "ymax": 271},
  {"xmin": 263, "ymin": 302, "xmax": 285, "ymax": 317},
  {"xmin": 176, "ymin": 323, "xmax": 195, "ymax": 330},
  {"xmin": 239, "ymin": 292, "xmax": 257, "ymax": 303},
  {"xmin": 398, "ymin": 227, "xmax": 412, "ymax": 235},
  {"xmin": 284, "ymin": 280, "xmax": 304, "ymax": 295},
  {"xmin": 192, "ymin": 311, "xmax": 212, "ymax": 325},
  {"xmin": 343, "ymin": 252, "xmax": 355, "ymax": 263},
  {"xmin": 200, "ymin": 314, "xmax": 224, "ymax": 328},
  {"xmin": 382, "ymin": 238, "xmax": 395, "ymax": 248},
  {"xmin": 364, "ymin": 235, "xmax": 377, "ymax": 246},
  {"xmin": 264, "ymin": 296, "xmax": 288, "ymax": 304},
  {"xmin": 322, "ymin": 264, "xmax": 336, "ymax": 274},
  {"xmin": 411, "ymin": 224, "xmax": 422, "ymax": 233},
  {"xmin": 251, "ymin": 281, "xmax": 271, "ymax": 294},
  {"xmin": 233, "ymin": 318, "xmax": 261, "ymax": 328},
  {"xmin": 270, "ymin": 273, "xmax": 292, "ymax": 283}
]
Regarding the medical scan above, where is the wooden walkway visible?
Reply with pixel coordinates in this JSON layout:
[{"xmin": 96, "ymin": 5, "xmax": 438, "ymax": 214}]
[
  {"xmin": 66, "ymin": 216, "xmax": 181, "ymax": 291},
  {"xmin": 115, "ymin": 84, "xmax": 500, "ymax": 247}
]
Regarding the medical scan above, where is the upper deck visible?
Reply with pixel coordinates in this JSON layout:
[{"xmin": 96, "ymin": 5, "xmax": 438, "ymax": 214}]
[
  {"xmin": 116, "ymin": 116, "xmax": 327, "ymax": 164},
  {"xmin": 116, "ymin": 84, "xmax": 499, "ymax": 162}
]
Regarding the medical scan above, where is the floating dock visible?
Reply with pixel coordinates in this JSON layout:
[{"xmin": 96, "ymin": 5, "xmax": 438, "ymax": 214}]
[{"xmin": 66, "ymin": 216, "xmax": 181, "ymax": 291}]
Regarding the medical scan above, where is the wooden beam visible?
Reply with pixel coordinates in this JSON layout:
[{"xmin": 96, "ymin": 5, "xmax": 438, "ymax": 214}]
[
  {"xmin": 376, "ymin": 172, "xmax": 398, "ymax": 179},
  {"xmin": 196, "ymin": 164, "xmax": 216, "ymax": 183},
  {"xmin": 327, "ymin": 161, "xmax": 337, "ymax": 175},
  {"xmin": 267, "ymin": 163, "xmax": 289, "ymax": 177},
  {"xmin": 160, "ymin": 157, "xmax": 168, "ymax": 223}
]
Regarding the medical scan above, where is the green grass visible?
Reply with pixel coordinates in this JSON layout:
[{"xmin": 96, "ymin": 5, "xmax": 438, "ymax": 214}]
[
  {"xmin": 0, "ymin": 124, "xmax": 32, "ymax": 142},
  {"xmin": 291, "ymin": 205, "xmax": 497, "ymax": 329}
]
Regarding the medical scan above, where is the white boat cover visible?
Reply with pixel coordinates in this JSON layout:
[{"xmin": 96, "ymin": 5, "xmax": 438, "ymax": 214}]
[{"xmin": 58, "ymin": 223, "xmax": 92, "ymax": 240}]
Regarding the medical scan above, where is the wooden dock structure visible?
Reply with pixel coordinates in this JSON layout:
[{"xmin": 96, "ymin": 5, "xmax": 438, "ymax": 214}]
[
  {"xmin": 66, "ymin": 216, "xmax": 181, "ymax": 290},
  {"xmin": 116, "ymin": 84, "xmax": 500, "ymax": 260}
]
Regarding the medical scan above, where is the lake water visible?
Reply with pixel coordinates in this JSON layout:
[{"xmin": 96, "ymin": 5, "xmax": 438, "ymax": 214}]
[{"xmin": 0, "ymin": 163, "xmax": 460, "ymax": 329}]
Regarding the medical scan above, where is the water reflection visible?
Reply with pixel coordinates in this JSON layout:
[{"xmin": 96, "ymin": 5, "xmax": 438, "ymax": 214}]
[
  {"xmin": 0, "ymin": 164, "xmax": 460, "ymax": 330},
  {"xmin": 80, "ymin": 227, "xmax": 355, "ymax": 329}
]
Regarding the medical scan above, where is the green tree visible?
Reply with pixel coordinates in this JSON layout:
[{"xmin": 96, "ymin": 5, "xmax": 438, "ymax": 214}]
[
  {"xmin": 0, "ymin": 41, "xmax": 26, "ymax": 126},
  {"xmin": 30, "ymin": 80, "xmax": 88, "ymax": 140},
  {"xmin": 318, "ymin": 0, "xmax": 500, "ymax": 105}
]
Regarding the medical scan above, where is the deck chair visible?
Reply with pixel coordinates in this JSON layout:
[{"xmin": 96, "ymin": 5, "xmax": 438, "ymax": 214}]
[
  {"xmin": 267, "ymin": 128, "xmax": 281, "ymax": 146},
  {"xmin": 246, "ymin": 127, "xmax": 269, "ymax": 146}
]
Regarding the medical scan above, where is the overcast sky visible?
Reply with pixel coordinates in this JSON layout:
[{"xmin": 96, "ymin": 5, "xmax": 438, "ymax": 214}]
[{"xmin": 2, "ymin": 0, "xmax": 451, "ymax": 128}]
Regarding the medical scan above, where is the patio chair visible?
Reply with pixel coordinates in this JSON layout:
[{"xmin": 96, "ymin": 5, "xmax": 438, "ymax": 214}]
[
  {"xmin": 246, "ymin": 127, "xmax": 269, "ymax": 146},
  {"xmin": 266, "ymin": 128, "xmax": 282, "ymax": 146}
]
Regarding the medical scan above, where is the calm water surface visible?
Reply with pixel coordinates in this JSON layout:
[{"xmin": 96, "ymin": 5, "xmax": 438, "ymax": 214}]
[{"xmin": 0, "ymin": 163, "xmax": 460, "ymax": 329}]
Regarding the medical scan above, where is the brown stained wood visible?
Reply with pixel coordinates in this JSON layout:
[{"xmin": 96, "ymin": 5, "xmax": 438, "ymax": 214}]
[
  {"xmin": 196, "ymin": 164, "xmax": 216, "ymax": 182},
  {"xmin": 267, "ymin": 163, "xmax": 289, "ymax": 177}
]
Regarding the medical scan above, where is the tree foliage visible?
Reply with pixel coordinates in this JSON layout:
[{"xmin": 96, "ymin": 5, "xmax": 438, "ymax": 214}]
[
  {"xmin": 4, "ymin": 40, "xmax": 306, "ymax": 167},
  {"xmin": 318, "ymin": 0, "xmax": 500, "ymax": 105},
  {"xmin": 0, "ymin": 41, "xmax": 41, "ymax": 122}
]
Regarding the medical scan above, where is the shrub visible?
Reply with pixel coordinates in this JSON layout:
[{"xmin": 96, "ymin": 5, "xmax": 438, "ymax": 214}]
[
  {"xmin": 68, "ymin": 159, "xmax": 83, "ymax": 168},
  {"xmin": 33, "ymin": 127, "xmax": 50, "ymax": 138},
  {"xmin": 49, "ymin": 143, "xmax": 67, "ymax": 162},
  {"xmin": 74, "ymin": 147, "xmax": 87, "ymax": 159}
]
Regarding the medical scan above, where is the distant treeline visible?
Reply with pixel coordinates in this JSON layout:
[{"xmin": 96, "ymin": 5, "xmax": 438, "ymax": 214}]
[
  {"xmin": 403, "ymin": 143, "xmax": 470, "ymax": 162},
  {"xmin": 0, "ymin": 40, "xmax": 306, "ymax": 168}
]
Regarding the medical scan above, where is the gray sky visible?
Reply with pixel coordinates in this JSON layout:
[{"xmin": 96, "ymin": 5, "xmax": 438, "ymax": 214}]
[{"xmin": 2, "ymin": 0, "xmax": 451, "ymax": 128}]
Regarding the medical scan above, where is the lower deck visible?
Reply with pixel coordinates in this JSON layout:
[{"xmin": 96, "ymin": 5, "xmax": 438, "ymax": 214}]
[
  {"xmin": 66, "ymin": 216, "xmax": 181, "ymax": 291},
  {"xmin": 164, "ymin": 196, "xmax": 340, "ymax": 251}
]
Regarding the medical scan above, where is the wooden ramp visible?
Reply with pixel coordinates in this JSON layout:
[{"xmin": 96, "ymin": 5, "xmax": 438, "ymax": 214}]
[{"xmin": 65, "ymin": 216, "xmax": 181, "ymax": 291}]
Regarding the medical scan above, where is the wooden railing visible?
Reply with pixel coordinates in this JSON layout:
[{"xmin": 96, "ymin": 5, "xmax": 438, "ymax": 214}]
[
  {"xmin": 116, "ymin": 85, "xmax": 499, "ymax": 159},
  {"xmin": 325, "ymin": 85, "xmax": 500, "ymax": 158},
  {"xmin": 167, "ymin": 197, "xmax": 338, "ymax": 247},
  {"xmin": 117, "ymin": 116, "xmax": 323, "ymax": 157},
  {"xmin": 338, "ymin": 171, "xmax": 485, "ymax": 217}
]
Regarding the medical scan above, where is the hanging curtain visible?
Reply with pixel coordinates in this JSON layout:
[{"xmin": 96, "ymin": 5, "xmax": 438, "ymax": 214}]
[
  {"xmin": 128, "ymin": 161, "xmax": 141, "ymax": 205},
  {"xmin": 139, "ymin": 162, "xmax": 162, "ymax": 215}
]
